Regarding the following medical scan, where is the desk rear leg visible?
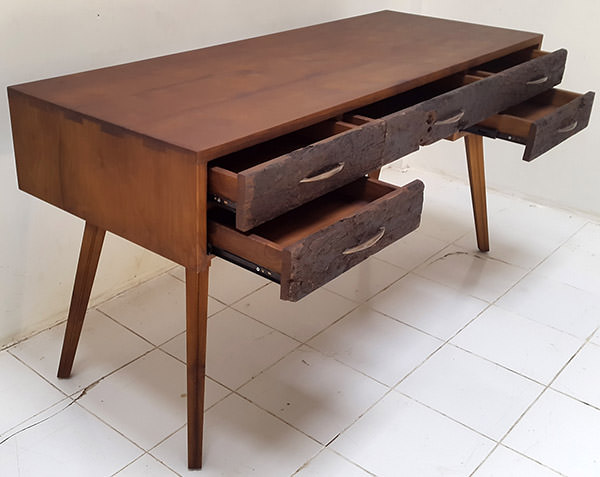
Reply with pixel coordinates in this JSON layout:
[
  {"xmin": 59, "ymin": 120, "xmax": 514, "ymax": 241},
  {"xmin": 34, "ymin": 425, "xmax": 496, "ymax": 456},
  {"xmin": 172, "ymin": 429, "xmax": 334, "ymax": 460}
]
[
  {"xmin": 465, "ymin": 134, "xmax": 490, "ymax": 252},
  {"xmin": 58, "ymin": 222, "xmax": 106, "ymax": 378},
  {"xmin": 185, "ymin": 264, "xmax": 210, "ymax": 469}
]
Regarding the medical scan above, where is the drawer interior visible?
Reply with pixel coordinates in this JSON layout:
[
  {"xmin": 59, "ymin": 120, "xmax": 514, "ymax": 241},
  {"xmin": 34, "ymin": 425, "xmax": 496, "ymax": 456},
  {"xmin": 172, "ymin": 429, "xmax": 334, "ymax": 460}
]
[
  {"xmin": 208, "ymin": 119, "xmax": 360, "ymax": 205},
  {"xmin": 208, "ymin": 178, "xmax": 400, "ymax": 277},
  {"xmin": 345, "ymin": 74, "xmax": 466, "ymax": 121},
  {"xmin": 211, "ymin": 120, "xmax": 355, "ymax": 174},
  {"xmin": 468, "ymin": 47, "xmax": 546, "ymax": 75},
  {"xmin": 471, "ymin": 89, "xmax": 586, "ymax": 143}
]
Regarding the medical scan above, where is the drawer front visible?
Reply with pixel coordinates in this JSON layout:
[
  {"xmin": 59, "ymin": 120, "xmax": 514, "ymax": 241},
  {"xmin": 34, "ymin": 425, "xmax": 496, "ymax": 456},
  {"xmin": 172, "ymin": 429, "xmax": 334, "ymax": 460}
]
[
  {"xmin": 281, "ymin": 179, "xmax": 423, "ymax": 301},
  {"xmin": 523, "ymin": 91, "xmax": 594, "ymax": 161},
  {"xmin": 466, "ymin": 89, "xmax": 594, "ymax": 161},
  {"xmin": 208, "ymin": 178, "xmax": 424, "ymax": 302},
  {"xmin": 380, "ymin": 108, "xmax": 428, "ymax": 162},
  {"xmin": 415, "ymin": 49, "xmax": 568, "ymax": 145},
  {"xmin": 225, "ymin": 120, "xmax": 386, "ymax": 231}
]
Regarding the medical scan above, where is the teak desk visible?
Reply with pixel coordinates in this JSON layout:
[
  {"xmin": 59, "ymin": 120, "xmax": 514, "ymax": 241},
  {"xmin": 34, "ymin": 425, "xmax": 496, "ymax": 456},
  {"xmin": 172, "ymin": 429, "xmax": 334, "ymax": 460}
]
[{"xmin": 8, "ymin": 11, "xmax": 593, "ymax": 469}]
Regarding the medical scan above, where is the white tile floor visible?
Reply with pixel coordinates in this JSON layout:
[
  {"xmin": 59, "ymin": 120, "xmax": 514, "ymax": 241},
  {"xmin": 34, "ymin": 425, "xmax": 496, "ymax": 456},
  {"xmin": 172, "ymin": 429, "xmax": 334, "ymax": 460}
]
[{"xmin": 2, "ymin": 165, "xmax": 600, "ymax": 476}]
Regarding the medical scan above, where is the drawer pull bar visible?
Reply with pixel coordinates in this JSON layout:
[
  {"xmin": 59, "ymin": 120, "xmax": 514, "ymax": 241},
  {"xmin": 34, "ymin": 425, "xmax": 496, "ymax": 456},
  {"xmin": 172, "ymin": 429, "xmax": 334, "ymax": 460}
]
[
  {"xmin": 342, "ymin": 227, "xmax": 386, "ymax": 255},
  {"xmin": 557, "ymin": 121, "xmax": 578, "ymax": 133},
  {"xmin": 435, "ymin": 111, "xmax": 465, "ymax": 126},
  {"xmin": 299, "ymin": 162, "xmax": 345, "ymax": 183},
  {"xmin": 526, "ymin": 76, "xmax": 549, "ymax": 85}
]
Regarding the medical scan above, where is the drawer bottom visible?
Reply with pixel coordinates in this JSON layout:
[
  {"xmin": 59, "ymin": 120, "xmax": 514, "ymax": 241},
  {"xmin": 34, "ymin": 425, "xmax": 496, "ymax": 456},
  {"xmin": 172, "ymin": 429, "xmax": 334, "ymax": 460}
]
[{"xmin": 208, "ymin": 178, "xmax": 424, "ymax": 301}]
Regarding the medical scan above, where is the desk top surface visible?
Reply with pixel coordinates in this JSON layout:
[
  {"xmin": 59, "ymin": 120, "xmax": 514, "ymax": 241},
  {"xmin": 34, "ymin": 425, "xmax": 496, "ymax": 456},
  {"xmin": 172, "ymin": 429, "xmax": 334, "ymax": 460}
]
[{"xmin": 10, "ymin": 11, "xmax": 542, "ymax": 159}]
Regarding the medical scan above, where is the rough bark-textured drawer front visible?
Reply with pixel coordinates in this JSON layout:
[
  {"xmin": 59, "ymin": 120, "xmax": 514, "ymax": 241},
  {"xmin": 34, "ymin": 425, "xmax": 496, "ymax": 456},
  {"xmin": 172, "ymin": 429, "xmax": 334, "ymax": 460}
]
[
  {"xmin": 467, "ymin": 88, "xmax": 594, "ymax": 161},
  {"xmin": 208, "ymin": 178, "xmax": 424, "ymax": 301},
  {"xmin": 417, "ymin": 48, "xmax": 568, "ymax": 144},
  {"xmin": 209, "ymin": 119, "xmax": 386, "ymax": 231},
  {"xmin": 348, "ymin": 49, "xmax": 567, "ymax": 156}
]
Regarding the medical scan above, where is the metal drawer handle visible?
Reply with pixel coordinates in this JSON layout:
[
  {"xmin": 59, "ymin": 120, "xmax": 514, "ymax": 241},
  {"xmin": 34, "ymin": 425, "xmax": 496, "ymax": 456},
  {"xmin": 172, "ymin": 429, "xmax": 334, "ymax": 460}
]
[
  {"xmin": 434, "ymin": 110, "xmax": 465, "ymax": 126},
  {"xmin": 299, "ymin": 162, "xmax": 345, "ymax": 183},
  {"xmin": 526, "ymin": 76, "xmax": 549, "ymax": 85},
  {"xmin": 342, "ymin": 227, "xmax": 386, "ymax": 255},
  {"xmin": 557, "ymin": 121, "xmax": 578, "ymax": 133}
]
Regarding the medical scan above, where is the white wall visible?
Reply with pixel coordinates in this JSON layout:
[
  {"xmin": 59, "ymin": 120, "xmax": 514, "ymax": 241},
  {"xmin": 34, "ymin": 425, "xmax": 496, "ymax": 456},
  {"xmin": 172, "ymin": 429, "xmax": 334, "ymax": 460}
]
[
  {"xmin": 0, "ymin": 1, "xmax": 413, "ymax": 347},
  {"xmin": 398, "ymin": 1, "xmax": 600, "ymax": 218}
]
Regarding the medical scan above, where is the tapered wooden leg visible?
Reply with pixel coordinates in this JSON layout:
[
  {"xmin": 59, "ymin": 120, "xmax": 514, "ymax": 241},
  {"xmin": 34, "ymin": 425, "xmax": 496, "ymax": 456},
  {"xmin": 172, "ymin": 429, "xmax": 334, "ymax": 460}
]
[
  {"xmin": 57, "ymin": 222, "xmax": 106, "ymax": 378},
  {"xmin": 464, "ymin": 134, "xmax": 490, "ymax": 252},
  {"xmin": 185, "ymin": 263, "xmax": 211, "ymax": 469}
]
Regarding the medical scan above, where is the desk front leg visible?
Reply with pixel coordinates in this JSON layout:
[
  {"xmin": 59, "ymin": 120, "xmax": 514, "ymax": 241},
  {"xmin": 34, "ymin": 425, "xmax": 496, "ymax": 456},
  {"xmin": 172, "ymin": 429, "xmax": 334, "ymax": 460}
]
[
  {"xmin": 465, "ymin": 134, "xmax": 490, "ymax": 252},
  {"xmin": 185, "ymin": 263, "xmax": 211, "ymax": 469},
  {"xmin": 58, "ymin": 222, "xmax": 106, "ymax": 378}
]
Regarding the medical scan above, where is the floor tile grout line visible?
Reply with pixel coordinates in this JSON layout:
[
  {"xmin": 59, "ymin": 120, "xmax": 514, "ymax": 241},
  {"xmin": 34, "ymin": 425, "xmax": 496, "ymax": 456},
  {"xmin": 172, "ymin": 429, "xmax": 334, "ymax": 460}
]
[
  {"xmin": 3, "ymin": 336, "xmax": 159, "ymax": 447},
  {"xmin": 94, "ymin": 307, "xmax": 165, "ymax": 349},
  {"xmin": 0, "ymin": 265, "xmax": 180, "ymax": 354},
  {"xmin": 5, "ymin": 349, "xmax": 73, "ymax": 399},
  {"xmin": 492, "ymin": 300, "xmax": 598, "ymax": 342},
  {"xmin": 287, "ymin": 446, "xmax": 330, "ymax": 477},
  {"xmin": 467, "ymin": 336, "xmax": 591, "ymax": 477},
  {"xmin": 0, "ymin": 395, "xmax": 73, "ymax": 443},
  {"xmin": 70, "ymin": 400, "xmax": 148, "ymax": 454},
  {"xmin": 64, "ymin": 345, "xmax": 159, "ymax": 398},
  {"xmin": 445, "ymin": 342, "xmax": 550, "ymax": 388},
  {"xmin": 488, "ymin": 444, "xmax": 569, "ymax": 477},
  {"xmin": 227, "ymin": 390, "xmax": 325, "ymax": 447},
  {"xmin": 144, "ymin": 427, "xmax": 188, "ymax": 476},
  {"xmin": 0, "ymin": 384, "xmax": 148, "ymax": 460},
  {"xmin": 109, "ymin": 452, "xmax": 185, "ymax": 477},
  {"xmin": 361, "ymin": 299, "xmax": 479, "ymax": 343},
  {"xmin": 289, "ymin": 446, "xmax": 377, "ymax": 477},
  {"xmin": 370, "ymin": 241, "xmax": 450, "ymax": 292},
  {"xmin": 516, "ymin": 218, "xmax": 591, "ymax": 273},
  {"xmin": 219, "ymin": 280, "xmax": 272, "ymax": 307},
  {"xmin": 231, "ymin": 292, "xmax": 364, "ymax": 346},
  {"xmin": 322, "ymin": 265, "xmax": 413, "ymax": 306},
  {"xmin": 395, "ymin": 391, "xmax": 498, "ymax": 443},
  {"xmin": 166, "ymin": 262, "xmax": 267, "ymax": 309}
]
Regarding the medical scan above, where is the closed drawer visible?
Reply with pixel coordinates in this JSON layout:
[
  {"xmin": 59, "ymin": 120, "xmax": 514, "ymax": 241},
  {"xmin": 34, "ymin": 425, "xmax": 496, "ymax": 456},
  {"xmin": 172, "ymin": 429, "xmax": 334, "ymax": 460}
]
[
  {"xmin": 466, "ymin": 88, "xmax": 594, "ymax": 161},
  {"xmin": 209, "ymin": 119, "xmax": 386, "ymax": 231},
  {"xmin": 208, "ymin": 178, "xmax": 424, "ymax": 301}
]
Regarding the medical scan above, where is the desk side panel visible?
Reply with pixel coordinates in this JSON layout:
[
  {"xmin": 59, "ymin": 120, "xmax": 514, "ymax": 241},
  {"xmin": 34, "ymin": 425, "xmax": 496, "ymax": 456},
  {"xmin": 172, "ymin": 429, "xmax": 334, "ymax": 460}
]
[{"xmin": 9, "ymin": 90, "xmax": 205, "ymax": 268}]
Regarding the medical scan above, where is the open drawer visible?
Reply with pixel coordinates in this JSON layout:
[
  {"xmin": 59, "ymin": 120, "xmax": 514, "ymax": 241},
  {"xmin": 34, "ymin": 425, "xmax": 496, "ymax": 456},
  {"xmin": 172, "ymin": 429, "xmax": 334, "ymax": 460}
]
[
  {"xmin": 209, "ymin": 48, "xmax": 566, "ymax": 231},
  {"xmin": 208, "ymin": 177, "xmax": 424, "ymax": 301},
  {"xmin": 349, "ymin": 48, "xmax": 568, "ymax": 150},
  {"xmin": 208, "ymin": 119, "xmax": 386, "ymax": 231},
  {"xmin": 465, "ymin": 88, "xmax": 594, "ymax": 161}
]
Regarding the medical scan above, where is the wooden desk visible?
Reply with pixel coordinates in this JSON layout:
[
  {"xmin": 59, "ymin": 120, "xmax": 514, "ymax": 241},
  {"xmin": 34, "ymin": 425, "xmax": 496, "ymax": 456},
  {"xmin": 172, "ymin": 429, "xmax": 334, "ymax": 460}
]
[{"xmin": 8, "ymin": 11, "xmax": 593, "ymax": 469}]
